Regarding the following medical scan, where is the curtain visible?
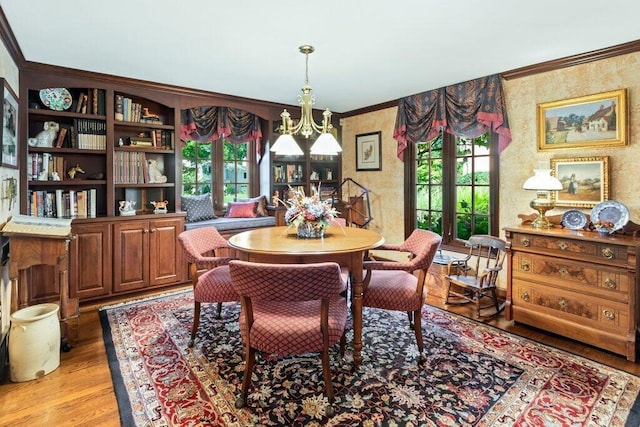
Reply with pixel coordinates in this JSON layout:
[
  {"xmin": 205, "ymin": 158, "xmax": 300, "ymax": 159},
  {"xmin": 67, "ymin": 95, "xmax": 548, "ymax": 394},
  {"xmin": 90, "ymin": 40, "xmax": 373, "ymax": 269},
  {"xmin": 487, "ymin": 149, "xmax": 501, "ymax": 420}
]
[
  {"xmin": 394, "ymin": 74, "xmax": 511, "ymax": 159},
  {"xmin": 180, "ymin": 106, "xmax": 263, "ymax": 160}
]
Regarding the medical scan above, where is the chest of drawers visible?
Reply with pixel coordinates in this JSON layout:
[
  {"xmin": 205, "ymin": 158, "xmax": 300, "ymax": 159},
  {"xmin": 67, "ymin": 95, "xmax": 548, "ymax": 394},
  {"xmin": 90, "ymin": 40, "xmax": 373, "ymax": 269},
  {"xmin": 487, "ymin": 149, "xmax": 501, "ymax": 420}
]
[{"xmin": 504, "ymin": 225, "xmax": 640, "ymax": 361}]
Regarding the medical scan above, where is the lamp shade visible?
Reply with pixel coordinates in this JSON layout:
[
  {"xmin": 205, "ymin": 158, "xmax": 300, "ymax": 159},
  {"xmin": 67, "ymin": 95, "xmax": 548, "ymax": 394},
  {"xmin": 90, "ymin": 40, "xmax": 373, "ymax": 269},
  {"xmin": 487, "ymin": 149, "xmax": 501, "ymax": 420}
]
[
  {"xmin": 270, "ymin": 134, "xmax": 304, "ymax": 156},
  {"xmin": 310, "ymin": 133, "xmax": 342, "ymax": 155},
  {"xmin": 522, "ymin": 169, "xmax": 563, "ymax": 191}
]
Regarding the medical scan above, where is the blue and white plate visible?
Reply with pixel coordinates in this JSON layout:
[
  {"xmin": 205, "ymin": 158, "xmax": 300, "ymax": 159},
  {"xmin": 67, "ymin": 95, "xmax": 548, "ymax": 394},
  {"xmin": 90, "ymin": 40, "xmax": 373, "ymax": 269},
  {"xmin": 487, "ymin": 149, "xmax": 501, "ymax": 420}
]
[
  {"xmin": 590, "ymin": 200, "xmax": 629, "ymax": 232},
  {"xmin": 39, "ymin": 88, "xmax": 73, "ymax": 111},
  {"xmin": 561, "ymin": 210, "xmax": 587, "ymax": 230}
]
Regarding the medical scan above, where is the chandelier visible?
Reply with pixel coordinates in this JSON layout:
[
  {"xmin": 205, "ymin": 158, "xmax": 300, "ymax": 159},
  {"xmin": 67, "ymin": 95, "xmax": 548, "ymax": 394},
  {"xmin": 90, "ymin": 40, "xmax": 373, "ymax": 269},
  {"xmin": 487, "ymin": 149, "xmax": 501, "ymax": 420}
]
[{"xmin": 270, "ymin": 45, "xmax": 342, "ymax": 156}]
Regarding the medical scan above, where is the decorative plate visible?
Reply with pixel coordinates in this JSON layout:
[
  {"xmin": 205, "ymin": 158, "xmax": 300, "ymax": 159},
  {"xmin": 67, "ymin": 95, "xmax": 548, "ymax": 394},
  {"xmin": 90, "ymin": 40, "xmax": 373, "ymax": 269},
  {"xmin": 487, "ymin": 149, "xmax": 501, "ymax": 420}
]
[
  {"xmin": 561, "ymin": 210, "xmax": 587, "ymax": 230},
  {"xmin": 590, "ymin": 201, "xmax": 630, "ymax": 232},
  {"xmin": 39, "ymin": 88, "xmax": 73, "ymax": 111}
]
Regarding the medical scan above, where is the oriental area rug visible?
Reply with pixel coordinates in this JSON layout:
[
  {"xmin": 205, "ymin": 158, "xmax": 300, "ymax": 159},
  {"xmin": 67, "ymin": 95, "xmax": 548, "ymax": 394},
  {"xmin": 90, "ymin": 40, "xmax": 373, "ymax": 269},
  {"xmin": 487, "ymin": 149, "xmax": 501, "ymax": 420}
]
[{"xmin": 100, "ymin": 290, "xmax": 640, "ymax": 426}]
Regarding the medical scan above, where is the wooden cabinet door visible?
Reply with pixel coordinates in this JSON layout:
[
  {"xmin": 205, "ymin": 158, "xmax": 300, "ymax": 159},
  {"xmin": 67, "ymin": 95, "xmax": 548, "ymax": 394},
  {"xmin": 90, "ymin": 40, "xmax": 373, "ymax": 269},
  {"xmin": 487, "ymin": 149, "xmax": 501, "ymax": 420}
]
[
  {"xmin": 148, "ymin": 217, "xmax": 183, "ymax": 286},
  {"xmin": 113, "ymin": 220, "xmax": 149, "ymax": 293},
  {"xmin": 70, "ymin": 222, "xmax": 112, "ymax": 299}
]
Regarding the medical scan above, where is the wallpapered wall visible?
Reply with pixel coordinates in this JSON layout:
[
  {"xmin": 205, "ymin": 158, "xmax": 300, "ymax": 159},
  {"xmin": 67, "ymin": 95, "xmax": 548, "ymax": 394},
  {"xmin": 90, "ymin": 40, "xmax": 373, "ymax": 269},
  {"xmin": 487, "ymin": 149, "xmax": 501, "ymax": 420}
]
[{"xmin": 341, "ymin": 51, "xmax": 640, "ymax": 286}]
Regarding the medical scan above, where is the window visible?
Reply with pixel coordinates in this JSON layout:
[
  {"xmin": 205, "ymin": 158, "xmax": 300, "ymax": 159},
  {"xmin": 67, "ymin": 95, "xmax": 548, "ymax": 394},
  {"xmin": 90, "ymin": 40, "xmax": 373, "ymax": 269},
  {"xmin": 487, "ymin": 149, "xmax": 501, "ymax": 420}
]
[
  {"xmin": 412, "ymin": 130, "xmax": 498, "ymax": 248},
  {"xmin": 182, "ymin": 139, "xmax": 251, "ymax": 209}
]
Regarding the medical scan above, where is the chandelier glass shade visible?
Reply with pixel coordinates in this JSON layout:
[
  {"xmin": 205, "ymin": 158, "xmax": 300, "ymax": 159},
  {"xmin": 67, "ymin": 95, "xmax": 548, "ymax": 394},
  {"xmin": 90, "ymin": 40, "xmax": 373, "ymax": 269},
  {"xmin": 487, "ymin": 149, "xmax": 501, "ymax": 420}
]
[{"xmin": 270, "ymin": 45, "xmax": 342, "ymax": 156}]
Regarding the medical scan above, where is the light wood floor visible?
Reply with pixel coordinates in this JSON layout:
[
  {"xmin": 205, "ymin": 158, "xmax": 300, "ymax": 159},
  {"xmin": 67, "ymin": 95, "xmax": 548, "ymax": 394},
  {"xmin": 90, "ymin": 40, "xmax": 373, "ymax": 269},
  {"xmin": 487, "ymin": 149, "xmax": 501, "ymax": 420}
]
[{"xmin": 1, "ymin": 288, "xmax": 640, "ymax": 426}]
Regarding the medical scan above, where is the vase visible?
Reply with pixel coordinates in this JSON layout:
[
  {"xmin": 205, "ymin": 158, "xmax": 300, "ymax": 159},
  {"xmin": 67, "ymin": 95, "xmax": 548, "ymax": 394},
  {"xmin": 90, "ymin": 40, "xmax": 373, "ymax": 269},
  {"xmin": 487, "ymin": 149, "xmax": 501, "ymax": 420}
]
[{"xmin": 297, "ymin": 222, "xmax": 325, "ymax": 238}]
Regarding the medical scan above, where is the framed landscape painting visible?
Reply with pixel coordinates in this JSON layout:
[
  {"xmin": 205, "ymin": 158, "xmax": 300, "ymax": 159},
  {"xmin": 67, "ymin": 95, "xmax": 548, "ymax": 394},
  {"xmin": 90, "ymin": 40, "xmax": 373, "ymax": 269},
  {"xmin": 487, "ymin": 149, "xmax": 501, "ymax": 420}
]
[
  {"xmin": 1, "ymin": 79, "xmax": 19, "ymax": 168},
  {"xmin": 537, "ymin": 89, "xmax": 627, "ymax": 151},
  {"xmin": 550, "ymin": 156, "xmax": 609, "ymax": 208}
]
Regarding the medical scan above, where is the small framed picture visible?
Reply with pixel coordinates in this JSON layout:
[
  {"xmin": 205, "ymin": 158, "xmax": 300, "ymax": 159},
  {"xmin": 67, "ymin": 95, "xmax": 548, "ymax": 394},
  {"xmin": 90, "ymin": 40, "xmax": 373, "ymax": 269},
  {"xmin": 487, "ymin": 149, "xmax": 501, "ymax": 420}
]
[
  {"xmin": 356, "ymin": 131, "xmax": 381, "ymax": 171},
  {"xmin": 1, "ymin": 79, "xmax": 19, "ymax": 169},
  {"xmin": 550, "ymin": 156, "xmax": 609, "ymax": 208}
]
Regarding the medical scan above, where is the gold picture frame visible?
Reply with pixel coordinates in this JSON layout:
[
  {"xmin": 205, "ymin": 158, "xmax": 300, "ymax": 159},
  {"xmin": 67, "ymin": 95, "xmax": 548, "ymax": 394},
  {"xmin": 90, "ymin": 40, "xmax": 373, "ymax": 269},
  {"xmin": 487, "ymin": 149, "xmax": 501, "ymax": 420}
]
[
  {"xmin": 537, "ymin": 89, "xmax": 627, "ymax": 151},
  {"xmin": 550, "ymin": 156, "xmax": 609, "ymax": 208}
]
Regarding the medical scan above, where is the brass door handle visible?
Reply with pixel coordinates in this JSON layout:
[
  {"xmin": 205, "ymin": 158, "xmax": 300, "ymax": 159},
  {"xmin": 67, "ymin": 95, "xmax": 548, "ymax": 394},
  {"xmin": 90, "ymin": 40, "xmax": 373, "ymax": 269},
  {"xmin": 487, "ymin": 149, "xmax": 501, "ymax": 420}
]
[
  {"xmin": 521, "ymin": 291, "xmax": 530, "ymax": 302},
  {"xmin": 558, "ymin": 242, "xmax": 568, "ymax": 250},
  {"xmin": 521, "ymin": 262, "xmax": 530, "ymax": 272},
  {"xmin": 521, "ymin": 238, "xmax": 530, "ymax": 247},
  {"xmin": 603, "ymin": 310, "xmax": 615, "ymax": 320},
  {"xmin": 604, "ymin": 278, "xmax": 617, "ymax": 289}
]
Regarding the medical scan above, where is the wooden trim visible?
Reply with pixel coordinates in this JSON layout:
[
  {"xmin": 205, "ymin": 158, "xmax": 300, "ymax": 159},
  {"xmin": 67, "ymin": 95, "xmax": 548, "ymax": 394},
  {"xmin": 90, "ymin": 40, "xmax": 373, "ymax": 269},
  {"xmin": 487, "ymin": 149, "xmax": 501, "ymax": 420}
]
[
  {"xmin": 342, "ymin": 39, "xmax": 640, "ymax": 117},
  {"xmin": 0, "ymin": 6, "xmax": 25, "ymax": 67},
  {"xmin": 501, "ymin": 39, "xmax": 640, "ymax": 80}
]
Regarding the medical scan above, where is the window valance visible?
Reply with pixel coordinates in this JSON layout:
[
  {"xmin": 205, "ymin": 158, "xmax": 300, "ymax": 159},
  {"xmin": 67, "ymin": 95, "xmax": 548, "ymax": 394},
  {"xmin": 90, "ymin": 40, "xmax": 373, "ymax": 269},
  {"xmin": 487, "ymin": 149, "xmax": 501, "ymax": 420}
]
[
  {"xmin": 180, "ymin": 106, "xmax": 263, "ymax": 160},
  {"xmin": 393, "ymin": 74, "xmax": 511, "ymax": 159}
]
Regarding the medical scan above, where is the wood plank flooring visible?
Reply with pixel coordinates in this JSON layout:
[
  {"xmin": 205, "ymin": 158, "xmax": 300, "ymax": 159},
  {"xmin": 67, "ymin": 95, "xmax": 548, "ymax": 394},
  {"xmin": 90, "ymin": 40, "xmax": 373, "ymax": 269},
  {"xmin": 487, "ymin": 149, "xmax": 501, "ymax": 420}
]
[{"xmin": 1, "ymin": 288, "xmax": 639, "ymax": 426}]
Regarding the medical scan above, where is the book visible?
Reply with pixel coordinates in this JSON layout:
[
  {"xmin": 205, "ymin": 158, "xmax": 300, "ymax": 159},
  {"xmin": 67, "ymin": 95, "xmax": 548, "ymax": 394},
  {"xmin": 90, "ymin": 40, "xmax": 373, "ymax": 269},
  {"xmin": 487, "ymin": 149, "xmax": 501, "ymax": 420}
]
[
  {"xmin": 115, "ymin": 94, "xmax": 124, "ymax": 121},
  {"xmin": 55, "ymin": 127, "xmax": 68, "ymax": 148},
  {"xmin": 75, "ymin": 92, "xmax": 86, "ymax": 113}
]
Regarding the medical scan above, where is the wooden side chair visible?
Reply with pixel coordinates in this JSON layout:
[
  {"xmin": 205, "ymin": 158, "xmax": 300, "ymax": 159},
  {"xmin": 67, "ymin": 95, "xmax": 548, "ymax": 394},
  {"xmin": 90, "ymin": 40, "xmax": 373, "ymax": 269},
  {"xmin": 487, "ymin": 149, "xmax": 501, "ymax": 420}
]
[
  {"xmin": 229, "ymin": 260, "xmax": 348, "ymax": 417},
  {"xmin": 362, "ymin": 229, "xmax": 442, "ymax": 363},
  {"xmin": 444, "ymin": 234, "xmax": 507, "ymax": 318},
  {"xmin": 178, "ymin": 227, "xmax": 239, "ymax": 347}
]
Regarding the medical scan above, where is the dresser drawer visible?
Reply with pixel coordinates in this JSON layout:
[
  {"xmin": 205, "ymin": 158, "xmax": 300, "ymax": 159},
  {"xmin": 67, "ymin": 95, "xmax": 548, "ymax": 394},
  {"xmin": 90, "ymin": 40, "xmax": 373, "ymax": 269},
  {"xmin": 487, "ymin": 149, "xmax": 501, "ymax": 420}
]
[
  {"xmin": 513, "ymin": 280, "xmax": 629, "ymax": 332},
  {"xmin": 509, "ymin": 232, "xmax": 628, "ymax": 267},
  {"xmin": 512, "ymin": 252, "xmax": 629, "ymax": 302}
]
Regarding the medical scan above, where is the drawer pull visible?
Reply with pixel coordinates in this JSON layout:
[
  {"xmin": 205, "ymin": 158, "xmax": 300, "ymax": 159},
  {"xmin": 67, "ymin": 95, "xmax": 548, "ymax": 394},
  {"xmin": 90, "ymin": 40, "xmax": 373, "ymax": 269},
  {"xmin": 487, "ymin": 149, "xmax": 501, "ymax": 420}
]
[
  {"xmin": 521, "ymin": 262, "xmax": 530, "ymax": 272},
  {"xmin": 559, "ymin": 267, "xmax": 568, "ymax": 276},
  {"xmin": 521, "ymin": 292, "xmax": 530, "ymax": 302},
  {"xmin": 558, "ymin": 242, "xmax": 569, "ymax": 250},
  {"xmin": 604, "ymin": 278, "xmax": 617, "ymax": 289},
  {"xmin": 558, "ymin": 298, "xmax": 567, "ymax": 308},
  {"xmin": 601, "ymin": 247, "xmax": 614, "ymax": 259},
  {"xmin": 603, "ymin": 310, "xmax": 615, "ymax": 321},
  {"xmin": 521, "ymin": 238, "xmax": 530, "ymax": 247}
]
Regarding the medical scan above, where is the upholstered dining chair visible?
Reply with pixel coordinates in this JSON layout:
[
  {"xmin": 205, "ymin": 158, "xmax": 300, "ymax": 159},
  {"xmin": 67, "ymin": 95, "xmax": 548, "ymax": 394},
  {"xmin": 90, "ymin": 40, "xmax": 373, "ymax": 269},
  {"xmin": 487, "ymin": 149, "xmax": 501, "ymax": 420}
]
[
  {"xmin": 444, "ymin": 234, "xmax": 507, "ymax": 319},
  {"xmin": 178, "ymin": 227, "xmax": 239, "ymax": 347},
  {"xmin": 362, "ymin": 229, "xmax": 441, "ymax": 363},
  {"xmin": 229, "ymin": 260, "xmax": 348, "ymax": 417}
]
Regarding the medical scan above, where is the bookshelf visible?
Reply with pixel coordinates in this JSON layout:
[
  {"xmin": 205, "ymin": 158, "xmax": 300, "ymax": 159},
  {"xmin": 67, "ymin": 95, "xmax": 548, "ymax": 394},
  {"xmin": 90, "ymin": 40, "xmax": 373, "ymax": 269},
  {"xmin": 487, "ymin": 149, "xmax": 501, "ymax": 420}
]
[
  {"xmin": 270, "ymin": 135, "xmax": 341, "ymax": 202},
  {"xmin": 20, "ymin": 78, "xmax": 185, "ymax": 305}
]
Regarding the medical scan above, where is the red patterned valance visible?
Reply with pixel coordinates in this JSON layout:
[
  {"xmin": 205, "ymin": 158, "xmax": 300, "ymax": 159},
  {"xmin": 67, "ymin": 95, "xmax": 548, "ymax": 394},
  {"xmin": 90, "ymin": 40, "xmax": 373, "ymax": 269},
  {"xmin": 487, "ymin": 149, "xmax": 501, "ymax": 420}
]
[
  {"xmin": 394, "ymin": 74, "xmax": 511, "ymax": 159},
  {"xmin": 181, "ymin": 106, "xmax": 263, "ymax": 160}
]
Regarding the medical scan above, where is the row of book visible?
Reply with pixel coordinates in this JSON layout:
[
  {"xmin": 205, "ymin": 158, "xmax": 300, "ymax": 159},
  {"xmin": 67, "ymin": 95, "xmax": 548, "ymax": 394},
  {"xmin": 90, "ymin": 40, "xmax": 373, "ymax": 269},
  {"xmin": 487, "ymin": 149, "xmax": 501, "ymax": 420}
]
[
  {"xmin": 114, "ymin": 150, "xmax": 156, "ymax": 184},
  {"xmin": 28, "ymin": 152, "xmax": 67, "ymax": 181},
  {"xmin": 125, "ymin": 129, "xmax": 174, "ymax": 149},
  {"xmin": 114, "ymin": 95, "xmax": 163, "ymax": 124},
  {"xmin": 273, "ymin": 163, "xmax": 304, "ymax": 183},
  {"xmin": 74, "ymin": 89, "xmax": 106, "ymax": 116},
  {"xmin": 51, "ymin": 118, "xmax": 106, "ymax": 150},
  {"xmin": 74, "ymin": 118, "xmax": 106, "ymax": 150},
  {"xmin": 27, "ymin": 189, "xmax": 97, "ymax": 219}
]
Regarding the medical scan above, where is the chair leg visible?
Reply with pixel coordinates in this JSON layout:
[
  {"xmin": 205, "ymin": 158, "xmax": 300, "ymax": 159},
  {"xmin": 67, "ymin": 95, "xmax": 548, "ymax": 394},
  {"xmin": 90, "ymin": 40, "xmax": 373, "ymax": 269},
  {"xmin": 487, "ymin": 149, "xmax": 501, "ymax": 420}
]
[
  {"xmin": 413, "ymin": 309, "xmax": 426, "ymax": 364},
  {"xmin": 321, "ymin": 347, "xmax": 336, "ymax": 417},
  {"xmin": 474, "ymin": 291, "xmax": 481, "ymax": 318},
  {"xmin": 188, "ymin": 302, "xmax": 201, "ymax": 347},
  {"xmin": 216, "ymin": 302, "xmax": 223, "ymax": 319},
  {"xmin": 407, "ymin": 311, "xmax": 414, "ymax": 329},
  {"xmin": 236, "ymin": 346, "xmax": 256, "ymax": 409}
]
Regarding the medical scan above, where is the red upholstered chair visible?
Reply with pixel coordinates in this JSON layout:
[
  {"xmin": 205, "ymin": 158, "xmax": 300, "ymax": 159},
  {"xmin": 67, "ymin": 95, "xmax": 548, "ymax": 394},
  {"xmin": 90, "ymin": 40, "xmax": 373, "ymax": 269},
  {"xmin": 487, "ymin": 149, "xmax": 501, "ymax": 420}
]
[
  {"xmin": 229, "ymin": 260, "xmax": 348, "ymax": 417},
  {"xmin": 362, "ymin": 229, "xmax": 441, "ymax": 363},
  {"xmin": 178, "ymin": 227, "xmax": 239, "ymax": 347}
]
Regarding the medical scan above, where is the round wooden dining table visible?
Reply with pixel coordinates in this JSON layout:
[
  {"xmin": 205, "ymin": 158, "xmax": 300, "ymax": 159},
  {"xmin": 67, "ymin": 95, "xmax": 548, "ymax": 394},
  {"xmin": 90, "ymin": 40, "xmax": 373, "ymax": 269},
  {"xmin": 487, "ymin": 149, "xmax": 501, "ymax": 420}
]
[{"xmin": 228, "ymin": 225, "xmax": 385, "ymax": 369}]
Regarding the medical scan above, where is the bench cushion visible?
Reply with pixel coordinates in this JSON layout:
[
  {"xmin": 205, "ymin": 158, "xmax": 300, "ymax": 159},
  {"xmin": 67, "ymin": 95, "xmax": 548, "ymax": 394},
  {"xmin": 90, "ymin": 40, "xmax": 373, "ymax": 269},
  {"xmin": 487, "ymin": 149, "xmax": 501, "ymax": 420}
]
[{"xmin": 184, "ymin": 216, "xmax": 275, "ymax": 231}]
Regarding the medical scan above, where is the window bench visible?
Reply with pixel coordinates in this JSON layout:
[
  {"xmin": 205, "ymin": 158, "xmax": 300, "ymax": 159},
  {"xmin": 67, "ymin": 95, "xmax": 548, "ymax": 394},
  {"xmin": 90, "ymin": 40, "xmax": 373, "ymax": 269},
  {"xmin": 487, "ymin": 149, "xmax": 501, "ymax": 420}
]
[{"xmin": 184, "ymin": 216, "xmax": 276, "ymax": 239}]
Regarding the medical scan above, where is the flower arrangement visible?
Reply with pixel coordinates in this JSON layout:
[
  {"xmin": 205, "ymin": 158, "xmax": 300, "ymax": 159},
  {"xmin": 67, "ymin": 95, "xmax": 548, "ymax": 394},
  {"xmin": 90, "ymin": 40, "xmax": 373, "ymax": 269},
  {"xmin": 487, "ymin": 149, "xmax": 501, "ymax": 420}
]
[{"xmin": 277, "ymin": 185, "xmax": 339, "ymax": 238}]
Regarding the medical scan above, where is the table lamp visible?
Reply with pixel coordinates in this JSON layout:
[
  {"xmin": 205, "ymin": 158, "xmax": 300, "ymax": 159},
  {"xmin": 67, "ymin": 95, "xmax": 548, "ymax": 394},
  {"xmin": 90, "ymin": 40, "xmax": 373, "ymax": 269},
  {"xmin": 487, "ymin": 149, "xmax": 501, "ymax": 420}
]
[{"xmin": 522, "ymin": 167, "xmax": 563, "ymax": 228}]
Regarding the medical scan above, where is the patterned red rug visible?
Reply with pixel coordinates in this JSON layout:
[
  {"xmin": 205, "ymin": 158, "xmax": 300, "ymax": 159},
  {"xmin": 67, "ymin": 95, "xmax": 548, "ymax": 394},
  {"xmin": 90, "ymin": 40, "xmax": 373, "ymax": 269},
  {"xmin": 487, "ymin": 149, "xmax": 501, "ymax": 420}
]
[{"xmin": 100, "ymin": 290, "xmax": 640, "ymax": 426}]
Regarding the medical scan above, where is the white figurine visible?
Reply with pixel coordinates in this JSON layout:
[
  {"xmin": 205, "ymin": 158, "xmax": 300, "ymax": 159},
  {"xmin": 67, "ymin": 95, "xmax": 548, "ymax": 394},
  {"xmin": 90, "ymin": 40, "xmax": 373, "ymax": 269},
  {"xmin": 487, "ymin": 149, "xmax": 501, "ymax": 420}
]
[
  {"xmin": 27, "ymin": 121, "xmax": 60, "ymax": 147},
  {"xmin": 147, "ymin": 159, "xmax": 167, "ymax": 183}
]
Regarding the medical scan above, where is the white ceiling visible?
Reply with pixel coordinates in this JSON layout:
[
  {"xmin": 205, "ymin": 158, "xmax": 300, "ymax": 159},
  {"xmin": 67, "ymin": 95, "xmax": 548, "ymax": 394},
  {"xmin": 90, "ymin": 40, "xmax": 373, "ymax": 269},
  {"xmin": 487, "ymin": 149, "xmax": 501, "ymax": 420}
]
[{"xmin": 2, "ymin": 0, "xmax": 640, "ymax": 113}]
